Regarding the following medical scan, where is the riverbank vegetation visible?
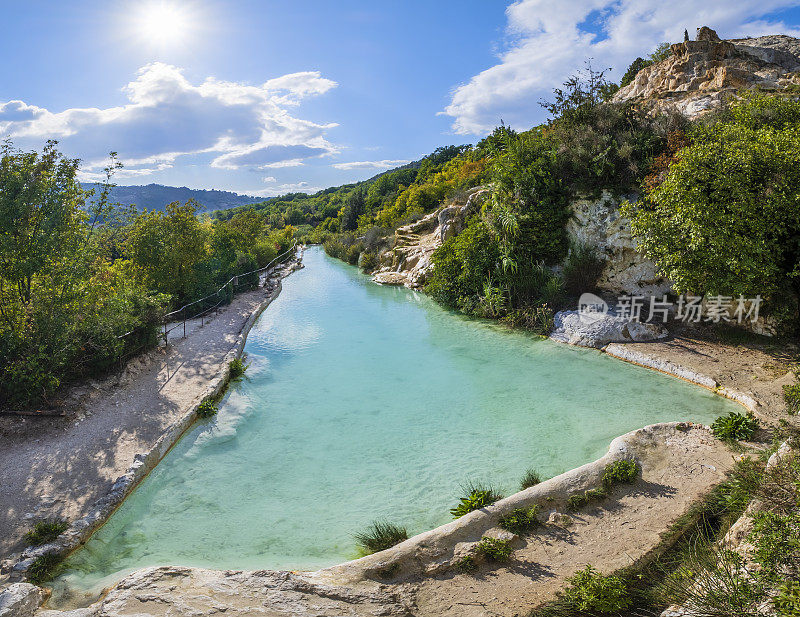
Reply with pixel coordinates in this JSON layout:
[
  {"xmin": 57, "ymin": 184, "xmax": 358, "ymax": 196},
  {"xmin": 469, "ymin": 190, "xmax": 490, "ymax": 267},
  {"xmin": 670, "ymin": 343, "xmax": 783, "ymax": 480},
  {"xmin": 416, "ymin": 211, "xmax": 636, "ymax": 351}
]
[{"xmin": 0, "ymin": 142, "xmax": 294, "ymax": 408}]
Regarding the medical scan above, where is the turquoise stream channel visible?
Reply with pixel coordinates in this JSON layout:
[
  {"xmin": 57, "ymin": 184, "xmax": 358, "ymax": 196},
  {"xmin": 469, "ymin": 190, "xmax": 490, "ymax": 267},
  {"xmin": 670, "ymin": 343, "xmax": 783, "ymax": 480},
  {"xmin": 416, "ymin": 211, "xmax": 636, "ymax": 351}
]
[{"xmin": 56, "ymin": 246, "xmax": 739, "ymax": 596}]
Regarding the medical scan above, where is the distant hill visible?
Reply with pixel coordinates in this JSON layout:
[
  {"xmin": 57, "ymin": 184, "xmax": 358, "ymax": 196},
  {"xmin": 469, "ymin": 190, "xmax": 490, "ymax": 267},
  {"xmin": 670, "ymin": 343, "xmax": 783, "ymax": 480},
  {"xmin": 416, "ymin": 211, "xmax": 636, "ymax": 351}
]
[{"xmin": 82, "ymin": 183, "xmax": 265, "ymax": 212}]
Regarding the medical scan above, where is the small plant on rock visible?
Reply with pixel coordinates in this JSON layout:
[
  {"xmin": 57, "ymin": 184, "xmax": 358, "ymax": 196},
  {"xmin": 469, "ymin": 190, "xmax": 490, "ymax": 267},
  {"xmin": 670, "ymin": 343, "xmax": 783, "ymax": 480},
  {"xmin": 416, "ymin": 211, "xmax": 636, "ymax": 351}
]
[
  {"xmin": 560, "ymin": 565, "xmax": 632, "ymax": 614},
  {"xmin": 24, "ymin": 519, "xmax": 68, "ymax": 546},
  {"xmin": 520, "ymin": 468, "xmax": 542, "ymax": 490},
  {"xmin": 499, "ymin": 506, "xmax": 540, "ymax": 535},
  {"xmin": 229, "ymin": 357, "xmax": 248, "ymax": 379},
  {"xmin": 711, "ymin": 411, "xmax": 760, "ymax": 441},
  {"xmin": 602, "ymin": 459, "xmax": 640, "ymax": 488},
  {"xmin": 474, "ymin": 537, "xmax": 514, "ymax": 562},
  {"xmin": 455, "ymin": 554, "xmax": 477, "ymax": 573},
  {"xmin": 197, "ymin": 398, "xmax": 219, "ymax": 418},
  {"xmin": 354, "ymin": 520, "xmax": 408, "ymax": 555},
  {"xmin": 450, "ymin": 482, "xmax": 504, "ymax": 518},
  {"xmin": 26, "ymin": 552, "xmax": 65, "ymax": 585}
]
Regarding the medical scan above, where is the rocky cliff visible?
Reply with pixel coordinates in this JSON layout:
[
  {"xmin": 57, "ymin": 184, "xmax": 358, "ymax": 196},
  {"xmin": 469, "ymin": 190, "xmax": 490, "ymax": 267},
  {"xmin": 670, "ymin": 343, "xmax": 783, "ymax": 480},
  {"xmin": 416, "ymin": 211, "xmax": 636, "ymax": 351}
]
[
  {"xmin": 614, "ymin": 26, "xmax": 800, "ymax": 118},
  {"xmin": 372, "ymin": 187, "xmax": 490, "ymax": 288}
]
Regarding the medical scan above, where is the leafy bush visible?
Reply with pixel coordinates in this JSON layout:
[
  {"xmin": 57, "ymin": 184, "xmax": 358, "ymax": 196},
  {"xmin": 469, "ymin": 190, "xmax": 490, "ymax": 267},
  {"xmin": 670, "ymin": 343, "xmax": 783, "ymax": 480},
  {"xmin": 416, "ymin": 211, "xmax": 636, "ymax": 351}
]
[
  {"xmin": 24, "ymin": 519, "xmax": 68, "ymax": 546},
  {"xmin": 711, "ymin": 457, "xmax": 765, "ymax": 516},
  {"xmin": 500, "ymin": 305, "xmax": 555, "ymax": 335},
  {"xmin": 562, "ymin": 242, "xmax": 605, "ymax": 296},
  {"xmin": 520, "ymin": 468, "xmax": 542, "ymax": 490},
  {"xmin": 625, "ymin": 94, "xmax": 800, "ymax": 328},
  {"xmin": 499, "ymin": 506, "xmax": 540, "ymax": 534},
  {"xmin": 26, "ymin": 552, "xmax": 64, "ymax": 585},
  {"xmin": 602, "ymin": 459, "xmax": 640, "ymax": 488},
  {"xmin": 560, "ymin": 565, "xmax": 632, "ymax": 614},
  {"xmin": 567, "ymin": 487, "xmax": 607, "ymax": 510},
  {"xmin": 711, "ymin": 412, "xmax": 760, "ymax": 441},
  {"xmin": 474, "ymin": 537, "xmax": 514, "ymax": 562},
  {"xmin": 450, "ymin": 482, "xmax": 504, "ymax": 518},
  {"xmin": 229, "ymin": 357, "xmax": 247, "ymax": 379},
  {"xmin": 197, "ymin": 398, "xmax": 218, "ymax": 418},
  {"xmin": 784, "ymin": 382, "xmax": 800, "ymax": 415},
  {"xmin": 354, "ymin": 520, "xmax": 408, "ymax": 555}
]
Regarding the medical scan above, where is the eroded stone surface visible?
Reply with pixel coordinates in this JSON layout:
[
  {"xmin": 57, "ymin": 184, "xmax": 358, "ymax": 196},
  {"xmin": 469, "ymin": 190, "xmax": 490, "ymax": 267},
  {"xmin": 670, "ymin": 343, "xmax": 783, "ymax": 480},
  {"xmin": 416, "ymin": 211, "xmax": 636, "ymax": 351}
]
[
  {"xmin": 0, "ymin": 583, "xmax": 43, "ymax": 617},
  {"xmin": 551, "ymin": 311, "xmax": 668, "ymax": 348}
]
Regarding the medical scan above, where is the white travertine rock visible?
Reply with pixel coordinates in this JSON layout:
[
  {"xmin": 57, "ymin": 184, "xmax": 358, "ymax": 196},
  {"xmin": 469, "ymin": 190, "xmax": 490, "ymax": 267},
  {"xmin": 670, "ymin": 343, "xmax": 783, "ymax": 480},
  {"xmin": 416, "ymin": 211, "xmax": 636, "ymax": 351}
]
[
  {"xmin": 550, "ymin": 311, "xmax": 668, "ymax": 348},
  {"xmin": 0, "ymin": 583, "xmax": 43, "ymax": 617}
]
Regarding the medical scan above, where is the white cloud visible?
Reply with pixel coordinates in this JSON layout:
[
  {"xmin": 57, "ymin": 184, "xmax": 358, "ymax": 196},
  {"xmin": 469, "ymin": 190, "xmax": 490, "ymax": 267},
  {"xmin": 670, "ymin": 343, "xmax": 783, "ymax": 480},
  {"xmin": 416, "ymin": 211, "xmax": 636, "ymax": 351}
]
[
  {"xmin": 259, "ymin": 158, "xmax": 306, "ymax": 169},
  {"xmin": 443, "ymin": 0, "xmax": 800, "ymax": 134},
  {"xmin": 0, "ymin": 63, "xmax": 339, "ymax": 178},
  {"xmin": 262, "ymin": 176, "xmax": 277, "ymax": 183},
  {"xmin": 332, "ymin": 159, "xmax": 412, "ymax": 170},
  {"xmin": 251, "ymin": 181, "xmax": 323, "ymax": 197}
]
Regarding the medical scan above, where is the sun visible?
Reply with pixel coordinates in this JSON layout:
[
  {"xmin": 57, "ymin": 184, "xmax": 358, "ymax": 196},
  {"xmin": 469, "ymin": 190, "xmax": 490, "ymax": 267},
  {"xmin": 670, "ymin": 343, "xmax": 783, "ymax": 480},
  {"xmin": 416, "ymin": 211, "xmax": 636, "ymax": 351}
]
[{"xmin": 134, "ymin": 2, "xmax": 192, "ymax": 47}]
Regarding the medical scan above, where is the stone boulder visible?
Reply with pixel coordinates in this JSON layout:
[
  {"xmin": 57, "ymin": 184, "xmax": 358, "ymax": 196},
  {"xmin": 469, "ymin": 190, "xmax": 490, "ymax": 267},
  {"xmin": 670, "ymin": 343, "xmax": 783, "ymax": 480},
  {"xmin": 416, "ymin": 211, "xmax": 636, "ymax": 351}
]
[
  {"xmin": 0, "ymin": 583, "xmax": 43, "ymax": 617},
  {"xmin": 550, "ymin": 310, "xmax": 668, "ymax": 349}
]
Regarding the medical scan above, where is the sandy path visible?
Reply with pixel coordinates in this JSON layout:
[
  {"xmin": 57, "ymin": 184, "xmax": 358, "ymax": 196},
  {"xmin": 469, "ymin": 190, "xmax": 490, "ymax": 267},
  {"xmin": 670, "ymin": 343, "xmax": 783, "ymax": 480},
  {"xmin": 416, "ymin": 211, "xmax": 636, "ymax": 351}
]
[{"xmin": 0, "ymin": 259, "xmax": 300, "ymax": 561}]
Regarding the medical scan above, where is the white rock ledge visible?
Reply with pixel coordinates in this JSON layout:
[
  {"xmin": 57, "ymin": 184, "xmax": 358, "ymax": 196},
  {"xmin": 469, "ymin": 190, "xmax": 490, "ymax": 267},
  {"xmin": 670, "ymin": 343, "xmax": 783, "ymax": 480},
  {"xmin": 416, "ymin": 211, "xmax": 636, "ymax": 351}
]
[{"xmin": 550, "ymin": 311, "xmax": 669, "ymax": 348}]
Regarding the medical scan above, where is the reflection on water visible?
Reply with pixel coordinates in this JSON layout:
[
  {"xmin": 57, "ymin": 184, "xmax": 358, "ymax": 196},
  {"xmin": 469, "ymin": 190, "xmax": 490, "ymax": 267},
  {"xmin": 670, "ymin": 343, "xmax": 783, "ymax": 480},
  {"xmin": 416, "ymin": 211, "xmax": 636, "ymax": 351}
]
[{"xmin": 54, "ymin": 246, "xmax": 739, "ymax": 600}]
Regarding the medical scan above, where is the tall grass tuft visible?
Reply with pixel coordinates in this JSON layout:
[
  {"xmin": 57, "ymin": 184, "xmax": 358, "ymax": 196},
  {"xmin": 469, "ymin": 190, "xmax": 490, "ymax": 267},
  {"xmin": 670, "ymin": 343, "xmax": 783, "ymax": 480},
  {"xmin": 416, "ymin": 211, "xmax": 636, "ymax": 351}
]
[
  {"xmin": 520, "ymin": 468, "xmax": 542, "ymax": 490},
  {"xmin": 450, "ymin": 481, "xmax": 504, "ymax": 518},
  {"xmin": 354, "ymin": 520, "xmax": 408, "ymax": 555}
]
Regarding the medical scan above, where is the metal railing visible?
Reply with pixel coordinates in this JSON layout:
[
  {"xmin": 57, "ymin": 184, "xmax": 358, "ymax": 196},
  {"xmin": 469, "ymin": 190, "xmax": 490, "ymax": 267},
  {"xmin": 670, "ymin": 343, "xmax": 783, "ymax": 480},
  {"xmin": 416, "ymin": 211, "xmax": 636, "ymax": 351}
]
[{"xmin": 114, "ymin": 241, "xmax": 298, "ymax": 359}]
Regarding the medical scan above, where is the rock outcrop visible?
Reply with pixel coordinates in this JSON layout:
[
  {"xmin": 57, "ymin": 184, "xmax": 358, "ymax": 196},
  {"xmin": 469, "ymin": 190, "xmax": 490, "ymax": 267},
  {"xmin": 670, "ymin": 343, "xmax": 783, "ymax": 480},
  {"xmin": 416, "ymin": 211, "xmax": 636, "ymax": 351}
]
[
  {"xmin": 550, "ymin": 310, "xmax": 669, "ymax": 349},
  {"xmin": 614, "ymin": 26, "xmax": 800, "ymax": 118},
  {"xmin": 566, "ymin": 192, "xmax": 671, "ymax": 297},
  {"xmin": 372, "ymin": 187, "xmax": 490, "ymax": 288},
  {"xmin": 0, "ymin": 583, "xmax": 43, "ymax": 617}
]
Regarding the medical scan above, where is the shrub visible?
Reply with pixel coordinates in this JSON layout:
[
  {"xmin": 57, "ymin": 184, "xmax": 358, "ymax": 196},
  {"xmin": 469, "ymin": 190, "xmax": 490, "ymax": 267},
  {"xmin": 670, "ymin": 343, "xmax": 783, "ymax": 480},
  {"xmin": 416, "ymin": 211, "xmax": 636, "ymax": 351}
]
[
  {"xmin": 450, "ymin": 482, "xmax": 504, "ymax": 519},
  {"xmin": 359, "ymin": 250, "xmax": 378, "ymax": 273},
  {"xmin": 24, "ymin": 519, "xmax": 68, "ymax": 546},
  {"xmin": 560, "ymin": 565, "xmax": 632, "ymax": 614},
  {"xmin": 354, "ymin": 520, "xmax": 408, "ymax": 555},
  {"xmin": 499, "ymin": 506, "xmax": 540, "ymax": 535},
  {"xmin": 229, "ymin": 357, "xmax": 247, "ymax": 379},
  {"xmin": 784, "ymin": 382, "xmax": 800, "ymax": 415},
  {"xmin": 602, "ymin": 459, "xmax": 640, "ymax": 488},
  {"xmin": 197, "ymin": 398, "xmax": 218, "ymax": 418},
  {"xmin": 26, "ymin": 552, "xmax": 64, "ymax": 585},
  {"xmin": 711, "ymin": 457, "xmax": 765, "ymax": 516},
  {"xmin": 567, "ymin": 492, "xmax": 589, "ymax": 510},
  {"xmin": 520, "ymin": 468, "xmax": 542, "ymax": 490},
  {"xmin": 562, "ymin": 242, "xmax": 605, "ymax": 296},
  {"xmin": 500, "ymin": 305, "xmax": 555, "ymax": 335},
  {"xmin": 711, "ymin": 411, "xmax": 760, "ymax": 441},
  {"xmin": 474, "ymin": 537, "xmax": 514, "ymax": 562}
]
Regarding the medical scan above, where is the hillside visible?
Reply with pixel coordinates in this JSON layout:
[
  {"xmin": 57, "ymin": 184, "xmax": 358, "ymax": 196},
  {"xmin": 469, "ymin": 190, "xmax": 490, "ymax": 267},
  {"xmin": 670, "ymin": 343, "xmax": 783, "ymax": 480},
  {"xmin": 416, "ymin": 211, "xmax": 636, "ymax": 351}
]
[{"xmin": 82, "ymin": 183, "xmax": 266, "ymax": 212}]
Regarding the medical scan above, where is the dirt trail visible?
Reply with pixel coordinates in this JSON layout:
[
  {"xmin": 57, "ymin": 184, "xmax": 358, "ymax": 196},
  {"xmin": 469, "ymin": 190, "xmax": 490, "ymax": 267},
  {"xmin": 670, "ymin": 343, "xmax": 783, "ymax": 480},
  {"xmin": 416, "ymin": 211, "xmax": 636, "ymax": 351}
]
[{"xmin": 0, "ymin": 258, "xmax": 300, "ymax": 562}]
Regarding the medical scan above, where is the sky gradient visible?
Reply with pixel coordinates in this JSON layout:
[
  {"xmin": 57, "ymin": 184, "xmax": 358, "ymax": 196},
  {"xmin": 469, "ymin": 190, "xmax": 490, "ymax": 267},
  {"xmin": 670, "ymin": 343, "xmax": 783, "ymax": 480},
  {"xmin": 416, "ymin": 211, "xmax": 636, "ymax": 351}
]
[{"xmin": 2, "ymin": 0, "xmax": 800, "ymax": 196}]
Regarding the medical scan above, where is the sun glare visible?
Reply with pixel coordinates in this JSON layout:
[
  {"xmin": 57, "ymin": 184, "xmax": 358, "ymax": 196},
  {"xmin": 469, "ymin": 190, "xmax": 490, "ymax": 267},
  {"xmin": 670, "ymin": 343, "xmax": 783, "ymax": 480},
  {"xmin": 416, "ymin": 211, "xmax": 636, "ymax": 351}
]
[{"xmin": 134, "ymin": 2, "xmax": 192, "ymax": 47}]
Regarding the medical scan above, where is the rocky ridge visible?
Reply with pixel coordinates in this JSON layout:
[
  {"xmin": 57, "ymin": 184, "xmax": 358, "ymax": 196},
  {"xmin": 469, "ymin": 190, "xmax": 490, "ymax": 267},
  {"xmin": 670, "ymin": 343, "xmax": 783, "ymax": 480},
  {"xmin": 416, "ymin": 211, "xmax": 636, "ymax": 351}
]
[{"xmin": 614, "ymin": 26, "xmax": 800, "ymax": 118}]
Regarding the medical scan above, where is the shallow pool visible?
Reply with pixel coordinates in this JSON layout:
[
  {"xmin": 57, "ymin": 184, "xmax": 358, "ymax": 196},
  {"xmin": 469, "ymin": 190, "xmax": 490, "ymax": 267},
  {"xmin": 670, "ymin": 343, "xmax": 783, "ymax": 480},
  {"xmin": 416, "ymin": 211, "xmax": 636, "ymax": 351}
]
[{"xmin": 57, "ymin": 246, "xmax": 739, "ymax": 594}]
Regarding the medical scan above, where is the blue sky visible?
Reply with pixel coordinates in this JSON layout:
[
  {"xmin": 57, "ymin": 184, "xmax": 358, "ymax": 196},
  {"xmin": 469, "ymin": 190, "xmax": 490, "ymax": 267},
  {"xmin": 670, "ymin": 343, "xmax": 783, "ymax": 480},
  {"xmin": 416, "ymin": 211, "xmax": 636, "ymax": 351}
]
[{"xmin": 1, "ymin": 1, "xmax": 800, "ymax": 196}]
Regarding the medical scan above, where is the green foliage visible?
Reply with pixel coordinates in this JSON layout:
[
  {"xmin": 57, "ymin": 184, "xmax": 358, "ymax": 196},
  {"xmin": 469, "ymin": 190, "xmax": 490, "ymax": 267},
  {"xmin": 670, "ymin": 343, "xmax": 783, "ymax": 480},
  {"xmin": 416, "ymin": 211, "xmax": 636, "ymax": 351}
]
[
  {"xmin": 784, "ymin": 382, "xmax": 800, "ymax": 415},
  {"xmin": 474, "ymin": 537, "xmax": 514, "ymax": 562},
  {"xmin": 455, "ymin": 555, "xmax": 477, "ymax": 573},
  {"xmin": 602, "ymin": 459, "xmax": 640, "ymax": 488},
  {"xmin": 520, "ymin": 468, "xmax": 542, "ymax": 490},
  {"xmin": 197, "ymin": 398, "xmax": 218, "ymax": 418},
  {"xmin": 26, "ymin": 552, "xmax": 64, "ymax": 585},
  {"xmin": 499, "ymin": 506, "xmax": 540, "ymax": 534},
  {"xmin": 625, "ymin": 94, "xmax": 800, "ymax": 326},
  {"xmin": 501, "ymin": 304, "xmax": 556, "ymax": 335},
  {"xmin": 775, "ymin": 582, "xmax": 800, "ymax": 616},
  {"xmin": 711, "ymin": 457, "xmax": 765, "ymax": 517},
  {"xmin": 711, "ymin": 412, "xmax": 760, "ymax": 441},
  {"xmin": 562, "ymin": 243, "xmax": 605, "ymax": 296},
  {"xmin": 24, "ymin": 519, "xmax": 68, "ymax": 546},
  {"xmin": 567, "ymin": 492, "xmax": 589, "ymax": 510},
  {"xmin": 354, "ymin": 520, "xmax": 408, "ymax": 555},
  {"xmin": 620, "ymin": 57, "xmax": 649, "ymax": 87},
  {"xmin": 229, "ymin": 357, "xmax": 247, "ymax": 380},
  {"xmin": 560, "ymin": 565, "xmax": 632, "ymax": 614},
  {"xmin": 450, "ymin": 482, "xmax": 504, "ymax": 518}
]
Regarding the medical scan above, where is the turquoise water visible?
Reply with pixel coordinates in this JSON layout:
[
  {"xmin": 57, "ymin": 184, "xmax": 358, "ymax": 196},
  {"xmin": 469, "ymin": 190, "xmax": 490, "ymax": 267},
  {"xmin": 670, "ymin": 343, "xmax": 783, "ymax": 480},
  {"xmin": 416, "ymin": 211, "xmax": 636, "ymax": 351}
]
[{"xmin": 57, "ymin": 246, "xmax": 738, "ymax": 593}]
